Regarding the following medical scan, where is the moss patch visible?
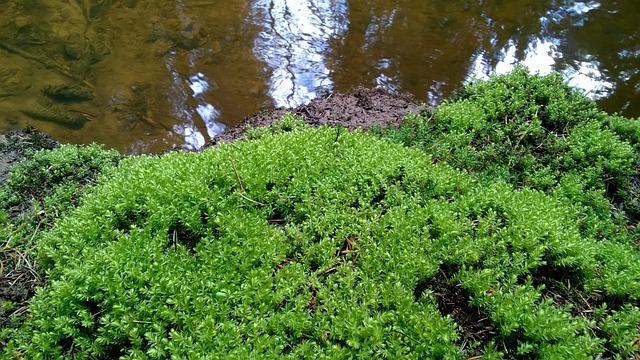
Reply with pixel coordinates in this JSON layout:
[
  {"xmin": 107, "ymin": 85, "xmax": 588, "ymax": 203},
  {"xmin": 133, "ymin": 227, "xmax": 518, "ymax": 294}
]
[{"xmin": 1, "ymin": 127, "xmax": 637, "ymax": 358}]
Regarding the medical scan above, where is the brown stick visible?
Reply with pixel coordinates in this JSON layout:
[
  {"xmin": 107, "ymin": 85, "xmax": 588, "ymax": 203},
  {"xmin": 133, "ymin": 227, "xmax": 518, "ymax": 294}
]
[
  {"xmin": 228, "ymin": 157, "xmax": 267, "ymax": 206},
  {"xmin": 229, "ymin": 157, "xmax": 244, "ymax": 192}
]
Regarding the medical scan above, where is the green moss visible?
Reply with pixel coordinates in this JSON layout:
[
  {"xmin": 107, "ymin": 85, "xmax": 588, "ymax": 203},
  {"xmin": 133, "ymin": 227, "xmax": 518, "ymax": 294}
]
[
  {"xmin": 2, "ymin": 126, "xmax": 637, "ymax": 358},
  {"xmin": 373, "ymin": 67, "xmax": 640, "ymax": 238},
  {"xmin": 245, "ymin": 112, "xmax": 309, "ymax": 140},
  {"xmin": 0, "ymin": 143, "xmax": 122, "ymax": 349},
  {"xmin": 0, "ymin": 143, "xmax": 121, "ymax": 212}
]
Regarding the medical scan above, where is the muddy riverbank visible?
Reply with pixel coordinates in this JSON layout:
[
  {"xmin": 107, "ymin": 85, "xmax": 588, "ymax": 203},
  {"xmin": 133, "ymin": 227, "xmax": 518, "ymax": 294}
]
[{"xmin": 211, "ymin": 87, "xmax": 426, "ymax": 144}]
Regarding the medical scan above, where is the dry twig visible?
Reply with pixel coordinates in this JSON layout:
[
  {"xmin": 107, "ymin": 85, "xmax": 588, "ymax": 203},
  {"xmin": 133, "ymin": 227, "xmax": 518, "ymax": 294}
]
[{"xmin": 229, "ymin": 157, "xmax": 244, "ymax": 192}]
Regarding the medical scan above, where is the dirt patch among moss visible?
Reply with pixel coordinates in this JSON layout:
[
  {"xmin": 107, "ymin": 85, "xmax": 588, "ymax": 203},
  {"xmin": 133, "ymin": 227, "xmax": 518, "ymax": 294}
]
[{"xmin": 211, "ymin": 87, "xmax": 426, "ymax": 144}]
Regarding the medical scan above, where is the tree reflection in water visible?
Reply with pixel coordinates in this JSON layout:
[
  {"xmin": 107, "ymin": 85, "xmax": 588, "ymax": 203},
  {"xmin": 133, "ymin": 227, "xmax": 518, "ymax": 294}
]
[
  {"xmin": 0, "ymin": 0, "xmax": 637, "ymax": 152},
  {"xmin": 250, "ymin": 0, "xmax": 348, "ymax": 108},
  {"xmin": 251, "ymin": 0, "xmax": 639, "ymax": 117}
]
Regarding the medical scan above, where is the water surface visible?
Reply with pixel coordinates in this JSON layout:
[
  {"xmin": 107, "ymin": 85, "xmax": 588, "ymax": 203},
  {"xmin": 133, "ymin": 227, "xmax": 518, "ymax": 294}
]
[{"xmin": 0, "ymin": 0, "xmax": 637, "ymax": 153}]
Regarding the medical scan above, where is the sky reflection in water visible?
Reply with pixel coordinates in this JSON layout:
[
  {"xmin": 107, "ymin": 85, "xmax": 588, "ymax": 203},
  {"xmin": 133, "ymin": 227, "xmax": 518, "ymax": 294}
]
[
  {"xmin": 245, "ymin": 0, "xmax": 637, "ymax": 122},
  {"xmin": 0, "ymin": 0, "xmax": 636, "ymax": 152},
  {"xmin": 471, "ymin": 1, "xmax": 613, "ymax": 101},
  {"xmin": 250, "ymin": 0, "xmax": 348, "ymax": 108}
]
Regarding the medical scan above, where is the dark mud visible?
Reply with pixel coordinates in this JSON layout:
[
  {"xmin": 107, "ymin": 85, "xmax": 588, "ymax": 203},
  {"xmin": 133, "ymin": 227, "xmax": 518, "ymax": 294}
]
[
  {"xmin": 211, "ymin": 87, "xmax": 426, "ymax": 144},
  {"xmin": 0, "ymin": 246, "xmax": 43, "ymax": 332}
]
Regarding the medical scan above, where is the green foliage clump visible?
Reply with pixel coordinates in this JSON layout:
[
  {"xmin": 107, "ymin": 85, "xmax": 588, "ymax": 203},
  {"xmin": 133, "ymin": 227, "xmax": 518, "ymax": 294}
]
[
  {"xmin": 369, "ymin": 67, "xmax": 640, "ymax": 357},
  {"xmin": 0, "ymin": 143, "xmax": 121, "ymax": 216},
  {"xmin": 372, "ymin": 66, "xmax": 640, "ymax": 233},
  {"xmin": 0, "ymin": 129, "xmax": 59, "ymax": 156},
  {"xmin": 0, "ymin": 142, "xmax": 121, "ymax": 248},
  {"xmin": 5, "ymin": 127, "xmax": 640, "ymax": 358},
  {"xmin": 0, "ymin": 143, "xmax": 122, "ymax": 350},
  {"xmin": 595, "ymin": 305, "xmax": 640, "ymax": 358},
  {"xmin": 245, "ymin": 112, "xmax": 309, "ymax": 140},
  {"xmin": 451, "ymin": 65, "xmax": 600, "ymax": 133}
]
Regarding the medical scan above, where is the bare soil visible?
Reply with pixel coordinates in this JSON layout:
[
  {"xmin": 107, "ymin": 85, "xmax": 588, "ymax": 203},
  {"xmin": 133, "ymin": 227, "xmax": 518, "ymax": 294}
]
[{"xmin": 211, "ymin": 87, "xmax": 427, "ymax": 144}]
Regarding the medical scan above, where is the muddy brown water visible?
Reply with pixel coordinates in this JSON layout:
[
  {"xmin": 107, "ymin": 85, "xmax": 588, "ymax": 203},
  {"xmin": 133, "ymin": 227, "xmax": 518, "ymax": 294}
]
[{"xmin": 0, "ymin": 0, "xmax": 638, "ymax": 153}]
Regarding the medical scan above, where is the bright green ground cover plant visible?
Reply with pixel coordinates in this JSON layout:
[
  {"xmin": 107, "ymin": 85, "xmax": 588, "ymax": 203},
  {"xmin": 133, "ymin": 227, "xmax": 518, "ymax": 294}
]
[
  {"xmin": 1, "ymin": 143, "xmax": 121, "ymax": 222},
  {"xmin": 369, "ymin": 67, "xmax": 640, "ymax": 358},
  {"xmin": 0, "ymin": 143, "xmax": 121, "ymax": 345},
  {"xmin": 372, "ymin": 67, "xmax": 640, "ymax": 242},
  {"xmin": 4, "ymin": 121, "xmax": 640, "ymax": 358}
]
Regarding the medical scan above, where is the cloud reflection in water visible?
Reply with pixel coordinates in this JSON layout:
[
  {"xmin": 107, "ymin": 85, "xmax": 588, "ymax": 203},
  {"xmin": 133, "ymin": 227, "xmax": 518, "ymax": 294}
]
[
  {"xmin": 250, "ymin": 0, "xmax": 348, "ymax": 108},
  {"xmin": 470, "ymin": 38, "xmax": 614, "ymax": 100}
]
